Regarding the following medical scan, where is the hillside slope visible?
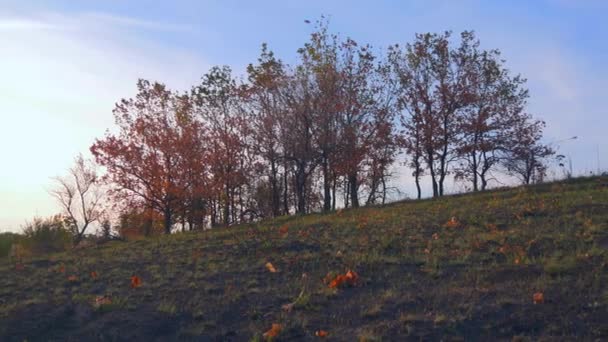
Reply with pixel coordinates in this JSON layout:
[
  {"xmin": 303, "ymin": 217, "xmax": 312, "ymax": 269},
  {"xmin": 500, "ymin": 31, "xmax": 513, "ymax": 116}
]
[{"xmin": 1, "ymin": 177, "xmax": 608, "ymax": 341}]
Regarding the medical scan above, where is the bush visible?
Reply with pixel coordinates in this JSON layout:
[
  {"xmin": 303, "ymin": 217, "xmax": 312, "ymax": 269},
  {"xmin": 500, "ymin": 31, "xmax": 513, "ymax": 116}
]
[
  {"xmin": 0, "ymin": 232, "xmax": 20, "ymax": 258},
  {"xmin": 21, "ymin": 215, "xmax": 72, "ymax": 255}
]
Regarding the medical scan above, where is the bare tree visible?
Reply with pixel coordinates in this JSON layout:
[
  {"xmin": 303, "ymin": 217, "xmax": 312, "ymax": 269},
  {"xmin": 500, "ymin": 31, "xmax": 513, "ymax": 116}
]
[{"xmin": 51, "ymin": 154, "xmax": 104, "ymax": 244}]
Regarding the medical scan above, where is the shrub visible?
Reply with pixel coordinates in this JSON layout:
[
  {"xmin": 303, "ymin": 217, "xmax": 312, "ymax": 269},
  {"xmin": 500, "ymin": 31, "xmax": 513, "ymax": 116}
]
[
  {"xmin": 21, "ymin": 215, "xmax": 72, "ymax": 255},
  {"xmin": 0, "ymin": 232, "xmax": 20, "ymax": 258}
]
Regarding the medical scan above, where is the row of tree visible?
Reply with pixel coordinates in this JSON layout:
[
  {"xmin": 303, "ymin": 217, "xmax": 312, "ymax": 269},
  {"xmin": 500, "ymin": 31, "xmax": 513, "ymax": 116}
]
[{"xmin": 55, "ymin": 22, "xmax": 553, "ymax": 237}]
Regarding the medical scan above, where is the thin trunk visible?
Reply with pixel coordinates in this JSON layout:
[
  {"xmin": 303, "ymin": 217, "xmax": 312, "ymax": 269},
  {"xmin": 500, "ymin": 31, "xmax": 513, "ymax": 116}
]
[
  {"xmin": 427, "ymin": 149, "xmax": 439, "ymax": 198},
  {"xmin": 322, "ymin": 156, "xmax": 331, "ymax": 212},
  {"xmin": 331, "ymin": 174, "xmax": 337, "ymax": 211},
  {"xmin": 270, "ymin": 159, "xmax": 280, "ymax": 217},
  {"xmin": 349, "ymin": 172, "xmax": 359, "ymax": 208},
  {"xmin": 223, "ymin": 184, "xmax": 230, "ymax": 226},
  {"xmin": 471, "ymin": 151, "xmax": 479, "ymax": 192}
]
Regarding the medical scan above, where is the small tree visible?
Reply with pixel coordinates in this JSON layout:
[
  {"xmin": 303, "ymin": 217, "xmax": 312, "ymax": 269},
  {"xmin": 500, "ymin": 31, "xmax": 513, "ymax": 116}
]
[
  {"xmin": 51, "ymin": 155, "xmax": 104, "ymax": 244},
  {"xmin": 503, "ymin": 117, "xmax": 553, "ymax": 185}
]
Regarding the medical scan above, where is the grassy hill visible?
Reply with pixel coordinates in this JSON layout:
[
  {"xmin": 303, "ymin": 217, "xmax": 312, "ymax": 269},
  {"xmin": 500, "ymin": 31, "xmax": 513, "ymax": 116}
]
[{"xmin": 1, "ymin": 177, "xmax": 608, "ymax": 341}]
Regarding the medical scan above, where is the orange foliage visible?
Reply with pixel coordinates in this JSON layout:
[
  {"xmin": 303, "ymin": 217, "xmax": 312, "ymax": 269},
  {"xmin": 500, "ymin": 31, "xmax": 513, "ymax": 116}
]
[
  {"xmin": 91, "ymin": 271, "xmax": 98, "ymax": 279},
  {"xmin": 263, "ymin": 323, "xmax": 282, "ymax": 339},
  {"xmin": 131, "ymin": 275, "xmax": 142, "ymax": 288},
  {"xmin": 533, "ymin": 292, "xmax": 544, "ymax": 304}
]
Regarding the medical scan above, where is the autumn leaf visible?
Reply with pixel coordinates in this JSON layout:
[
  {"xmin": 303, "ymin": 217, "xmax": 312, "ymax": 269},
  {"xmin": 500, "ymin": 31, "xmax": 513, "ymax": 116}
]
[
  {"xmin": 315, "ymin": 330, "xmax": 329, "ymax": 337},
  {"xmin": 444, "ymin": 216, "xmax": 460, "ymax": 229},
  {"xmin": 131, "ymin": 275, "xmax": 142, "ymax": 288},
  {"xmin": 278, "ymin": 225, "xmax": 289, "ymax": 236},
  {"xmin": 533, "ymin": 292, "xmax": 544, "ymax": 304},
  {"xmin": 93, "ymin": 295, "xmax": 112, "ymax": 308},
  {"xmin": 265, "ymin": 262, "xmax": 278, "ymax": 273},
  {"xmin": 91, "ymin": 271, "xmax": 98, "ymax": 279},
  {"xmin": 263, "ymin": 323, "xmax": 282, "ymax": 339},
  {"xmin": 328, "ymin": 270, "xmax": 359, "ymax": 288}
]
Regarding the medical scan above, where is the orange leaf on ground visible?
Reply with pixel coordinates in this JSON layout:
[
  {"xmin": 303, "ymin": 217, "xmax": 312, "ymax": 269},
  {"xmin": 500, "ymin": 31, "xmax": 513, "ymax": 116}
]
[
  {"xmin": 263, "ymin": 323, "xmax": 282, "ymax": 339},
  {"xmin": 315, "ymin": 330, "xmax": 329, "ymax": 337},
  {"xmin": 278, "ymin": 225, "xmax": 289, "ymax": 236},
  {"xmin": 533, "ymin": 292, "xmax": 544, "ymax": 304},
  {"xmin": 444, "ymin": 216, "xmax": 460, "ymax": 229},
  {"xmin": 328, "ymin": 270, "xmax": 359, "ymax": 288},
  {"xmin": 265, "ymin": 262, "xmax": 278, "ymax": 273},
  {"xmin": 91, "ymin": 271, "xmax": 98, "ymax": 279},
  {"xmin": 94, "ymin": 295, "xmax": 112, "ymax": 307},
  {"xmin": 131, "ymin": 275, "xmax": 142, "ymax": 288}
]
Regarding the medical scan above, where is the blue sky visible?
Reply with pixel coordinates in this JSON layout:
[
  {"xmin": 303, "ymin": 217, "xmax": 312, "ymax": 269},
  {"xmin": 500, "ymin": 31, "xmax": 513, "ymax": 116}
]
[{"xmin": 1, "ymin": 0, "xmax": 607, "ymax": 231}]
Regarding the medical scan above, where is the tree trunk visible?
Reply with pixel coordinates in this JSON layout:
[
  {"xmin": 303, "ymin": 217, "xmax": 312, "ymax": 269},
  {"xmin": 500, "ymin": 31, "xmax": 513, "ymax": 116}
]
[
  {"xmin": 223, "ymin": 184, "xmax": 230, "ymax": 226},
  {"xmin": 270, "ymin": 159, "xmax": 280, "ymax": 217},
  {"xmin": 295, "ymin": 165, "xmax": 307, "ymax": 214},
  {"xmin": 322, "ymin": 156, "xmax": 331, "ymax": 212},
  {"xmin": 471, "ymin": 152, "xmax": 479, "ymax": 192},
  {"xmin": 427, "ymin": 150, "xmax": 439, "ymax": 198},
  {"xmin": 163, "ymin": 207, "xmax": 172, "ymax": 235},
  {"xmin": 349, "ymin": 172, "xmax": 359, "ymax": 208}
]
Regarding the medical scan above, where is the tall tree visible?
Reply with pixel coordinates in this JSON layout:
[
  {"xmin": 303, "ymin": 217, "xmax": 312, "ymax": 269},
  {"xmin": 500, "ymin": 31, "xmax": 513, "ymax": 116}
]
[
  {"xmin": 246, "ymin": 44, "xmax": 288, "ymax": 217},
  {"xmin": 455, "ymin": 45, "xmax": 529, "ymax": 191},
  {"xmin": 390, "ymin": 31, "xmax": 477, "ymax": 197},
  {"xmin": 192, "ymin": 66, "xmax": 252, "ymax": 226},
  {"xmin": 91, "ymin": 80, "xmax": 201, "ymax": 234}
]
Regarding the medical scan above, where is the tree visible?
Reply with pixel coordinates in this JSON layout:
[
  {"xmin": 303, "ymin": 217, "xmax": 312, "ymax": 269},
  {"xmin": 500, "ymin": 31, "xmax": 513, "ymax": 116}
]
[
  {"xmin": 91, "ymin": 80, "xmax": 202, "ymax": 234},
  {"xmin": 502, "ymin": 116, "xmax": 553, "ymax": 185},
  {"xmin": 192, "ymin": 66, "xmax": 252, "ymax": 226},
  {"xmin": 51, "ymin": 154, "xmax": 103, "ymax": 244},
  {"xmin": 389, "ymin": 31, "xmax": 475, "ymax": 197},
  {"xmin": 455, "ymin": 40, "xmax": 530, "ymax": 191},
  {"xmin": 246, "ymin": 44, "xmax": 288, "ymax": 217}
]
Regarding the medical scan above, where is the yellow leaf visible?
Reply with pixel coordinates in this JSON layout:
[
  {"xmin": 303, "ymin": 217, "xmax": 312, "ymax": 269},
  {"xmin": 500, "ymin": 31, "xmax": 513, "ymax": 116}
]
[{"xmin": 265, "ymin": 262, "xmax": 278, "ymax": 273}]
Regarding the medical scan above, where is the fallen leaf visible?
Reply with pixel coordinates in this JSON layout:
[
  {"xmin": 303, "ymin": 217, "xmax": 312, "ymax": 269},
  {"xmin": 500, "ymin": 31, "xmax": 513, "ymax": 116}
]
[
  {"xmin": 315, "ymin": 330, "xmax": 329, "ymax": 337},
  {"xmin": 265, "ymin": 262, "xmax": 278, "ymax": 273},
  {"xmin": 444, "ymin": 217, "xmax": 460, "ymax": 229},
  {"xmin": 278, "ymin": 225, "xmax": 289, "ymax": 236},
  {"xmin": 533, "ymin": 292, "xmax": 544, "ymax": 304},
  {"xmin": 263, "ymin": 323, "xmax": 282, "ymax": 339},
  {"xmin": 131, "ymin": 275, "xmax": 142, "ymax": 288},
  {"xmin": 91, "ymin": 271, "xmax": 98, "ymax": 279},
  {"xmin": 328, "ymin": 270, "xmax": 359, "ymax": 288},
  {"xmin": 68, "ymin": 275, "xmax": 78, "ymax": 282},
  {"xmin": 93, "ymin": 295, "xmax": 112, "ymax": 307}
]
